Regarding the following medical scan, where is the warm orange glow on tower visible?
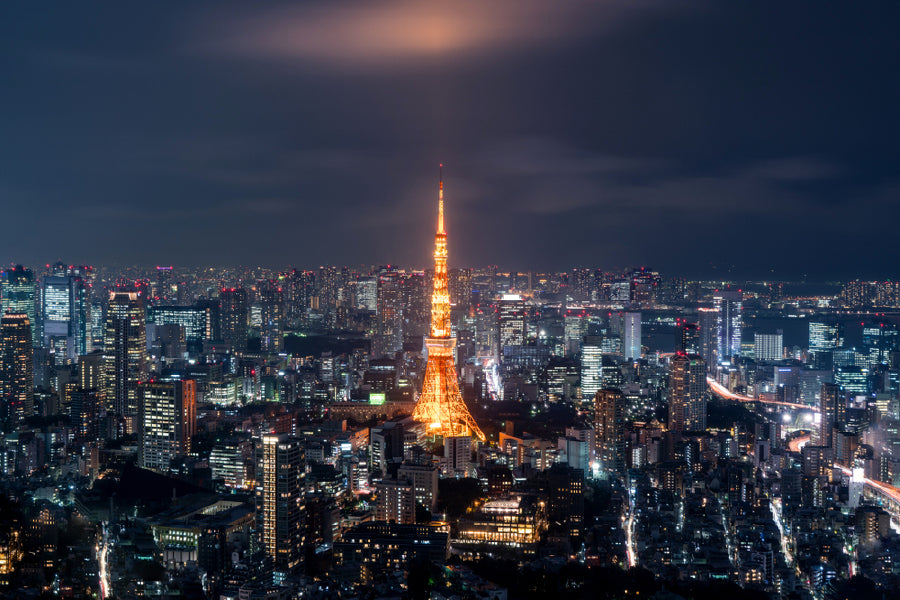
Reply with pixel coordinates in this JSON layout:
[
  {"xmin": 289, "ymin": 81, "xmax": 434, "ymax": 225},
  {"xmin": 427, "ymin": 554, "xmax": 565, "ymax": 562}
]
[{"xmin": 412, "ymin": 167, "xmax": 485, "ymax": 441}]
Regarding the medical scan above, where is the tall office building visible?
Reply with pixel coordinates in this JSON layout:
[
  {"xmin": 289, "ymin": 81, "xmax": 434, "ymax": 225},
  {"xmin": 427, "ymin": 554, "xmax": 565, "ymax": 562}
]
[
  {"xmin": 834, "ymin": 365, "xmax": 868, "ymax": 395},
  {"xmin": 668, "ymin": 353, "xmax": 707, "ymax": 432},
  {"xmin": 449, "ymin": 268, "xmax": 473, "ymax": 308},
  {"xmin": 70, "ymin": 351, "xmax": 104, "ymax": 441},
  {"xmin": 79, "ymin": 351, "xmax": 104, "ymax": 391},
  {"xmin": 697, "ymin": 307, "xmax": 718, "ymax": 369},
  {"xmin": 259, "ymin": 434, "xmax": 306, "ymax": 575},
  {"xmin": 375, "ymin": 272, "xmax": 403, "ymax": 357},
  {"xmin": 809, "ymin": 321, "xmax": 842, "ymax": 354},
  {"xmin": 754, "ymin": 330, "xmax": 784, "ymax": 362},
  {"xmin": 147, "ymin": 304, "xmax": 213, "ymax": 353},
  {"xmin": 498, "ymin": 294, "xmax": 526, "ymax": 347},
  {"xmin": 563, "ymin": 312, "xmax": 586, "ymax": 355},
  {"xmin": 105, "ymin": 292, "xmax": 147, "ymax": 435},
  {"xmin": 219, "ymin": 288, "xmax": 248, "ymax": 353},
  {"xmin": 0, "ymin": 314, "xmax": 33, "ymax": 428},
  {"xmin": 401, "ymin": 270, "xmax": 430, "ymax": 338},
  {"xmin": 713, "ymin": 290, "xmax": 742, "ymax": 365},
  {"xmin": 256, "ymin": 282, "xmax": 285, "ymax": 353},
  {"xmin": 621, "ymin": 312, "xmax": 641, "ymax": 361},
  {"xmin": 1, "ymin": 266, "xmax": 37, "ymax": 346},
  {"xmin": 316, "ymin": 266, "xmax": 339, "ymax": 312},
  {"xmin": 356, "ymin": 277, "xmax": 378, "ymax": 311},
  {"xmin": 138, "ymin": 380, "xmax": 196, "ymax": 472},
  {"xmin": 815, "ymin": 383, "xmax": 845, "ymax": 447},
  {"xmin": 154, "ymin": 266, "xmax": 175, "ymax": 304},
  {"xmin": 41, "ymin": 267, "xmax": 90, "ymax": 363},
  {"xmin": 677, "ymin": 321, "xmax": 700, "ymax": 354},
  {"xmin": 862, "ymin": 322, "xmax": 899, "ymax": 366},
  {"xmin": 581, "ymin": 336, "xmax": 603, "ymax": 401},
  {"xmin": 594, "ymin": 388, "xmax": 626, "ymax": 475}
]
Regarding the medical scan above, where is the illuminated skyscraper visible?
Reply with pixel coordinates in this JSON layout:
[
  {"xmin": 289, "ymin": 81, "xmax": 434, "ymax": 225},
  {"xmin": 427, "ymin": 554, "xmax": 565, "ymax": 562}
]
[
  {"xmin": 697, "ymin": 307, "xmax": 718, "ymax": 369},
  {"xmin": 809, "ymin": 321, "xmax": 842, "ymax": 353},
  {"xmin": 497, "ymin": 294, "xmax": 526, "ymax": 352},
  {"xmin": 815, "ymin": 382, "xmax": 845, "ymax": 447},
  {"xmin": 104, "ymin": 292, "xmax": 147, "ymax": 434},
  {"xmin": 219, "ymin": 288, "xmax": 248, "ymax": 353},
  {"xmin": 713, "ymin": 290, "xmax": 742, "ymax": 364},
  {"xmin": 375, "ymin": 271, "xmax": 403, "ymax": 357},
  {"xmin": 498, "ymin": 294, "xmax": 526, "ymax": 348},
  {"xmin": 154, "ymin": 266, "xmax": 175, "ymax": 304},
  {"xmin": 594, "ymin": 388, "xmax": 625, "ymax": 475},
  {"xmin": 449, "ymin": 267, "xmax": 473, "ymax": 308},
  {"xmin": 0, "ymin": 266, "xmax": 37, "ymax": 346},
  {"xmin": 0, "ymin": 314, "xmax": 33, "ymax": 428},
  {"xmin": 413, "ymin": 168, "xmax": 485, "ymax": 441},
  {"xmin": 259, "ymin": 433, "xmax": 306, "ymax": 575},
  {"xmin": 70, "ymin": 352, "xmax": 103, "ymax": 441},
  {"xmin": 138, "ymin": 379, "xmax": 196, "ymax": 472},
  {"xmin": 668, "ymin": 353, "xmax": 707, "ymax": 432},
  {"xmin": 580, "ymin": 336, "xmax": 603, "ymax": 401},
  {"xmin": 355, "ymin": 276, "xmax": 378, "ymax": 311},
  {"xmin": 755, "ymin": 330, "xmax": 784, "ymax": 362},
  {"xmin": 621, "ymin": 312, "xmax": 641, "ymax": 361},
  {"xmin": 256, "ymin": 281, "xmax": 285, "ymax": 353},
  {"xmin": 147, "ymin": 304, "xmax": 213, "ymax": 354},
  {"xmin": 677, "ymin": 320, "xmax": 700, "ymax": 354},
  {"xmin": 564, "ymin": 312, "xmax": 586, "ymax": 355},
  {"xmin": 862, "ymin": 322, "xmax": 899, "ymax": 366},
  {"xmin": 41, "ymin": 266, "xmax": 89, "ymax": 363}
]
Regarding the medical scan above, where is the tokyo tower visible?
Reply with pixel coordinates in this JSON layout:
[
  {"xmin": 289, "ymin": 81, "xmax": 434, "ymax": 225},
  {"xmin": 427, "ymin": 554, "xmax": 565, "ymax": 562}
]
[{"xmin": 412, "ymin": 167, "xmax": 486, "ymax": 441}]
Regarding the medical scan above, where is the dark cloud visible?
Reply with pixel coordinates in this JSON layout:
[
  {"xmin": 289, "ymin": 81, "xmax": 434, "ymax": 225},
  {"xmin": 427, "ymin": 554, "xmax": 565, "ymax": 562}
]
[
  {"xmin": 191, "ymin": 0, "xmax": 675, "ymax": 70},
  {"xmin": 0, "ymin": 1, "xmax": 898, "ymax": 278}
]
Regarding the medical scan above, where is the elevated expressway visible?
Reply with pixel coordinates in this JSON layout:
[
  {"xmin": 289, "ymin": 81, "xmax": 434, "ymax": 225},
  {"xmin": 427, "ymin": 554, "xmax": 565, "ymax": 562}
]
[{"xmin": 707, "ymin": 379, "xmax": 900, "ymax": 515}]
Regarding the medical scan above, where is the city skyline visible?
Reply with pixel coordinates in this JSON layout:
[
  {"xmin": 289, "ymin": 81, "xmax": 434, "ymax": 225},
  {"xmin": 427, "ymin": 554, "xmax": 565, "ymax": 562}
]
[
  {"xmin": 3, "ymin": 5, "xmax": 900, "ymax": 597},
  {"xmin": 2, "ymin": 2, "xmax": 900, "ymax": 278}
]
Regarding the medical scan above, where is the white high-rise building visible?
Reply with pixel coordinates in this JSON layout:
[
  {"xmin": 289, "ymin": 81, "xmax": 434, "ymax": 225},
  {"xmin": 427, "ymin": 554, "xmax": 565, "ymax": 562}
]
[
  {"xmin": 498, "ymin": 294, "xmax": 526, "ymax": 347},
  {"xmin": 713, "ymin": 290, "xmax": 742, "ymax": 364},
  {"xmin": 622, "ymin": 312, "xmax": 641, "ymax": 361},
  {"xmin": 356, "ymin": 277, "xmax": 377, "ymax": 311},
  {"xmin": 754, "ymin": 331, "xmax": 783, "ymax": 362},
  {"xmin": 809, "ymin": 322, "xmax": 841, "ymax": 353},
  {"xmin": 580, "ymin": 337, "xmax": 603, "ymax": 400},
  {"xmin": 444, "ymin": 435, "xmax": 472, "ymax": 476}
]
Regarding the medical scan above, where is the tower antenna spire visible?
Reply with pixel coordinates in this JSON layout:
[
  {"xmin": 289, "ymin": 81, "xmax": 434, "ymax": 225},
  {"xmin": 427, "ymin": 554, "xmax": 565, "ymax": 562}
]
[{"xmin": 438, "ymin": 163, "xmax": 444, "ymax": 234}]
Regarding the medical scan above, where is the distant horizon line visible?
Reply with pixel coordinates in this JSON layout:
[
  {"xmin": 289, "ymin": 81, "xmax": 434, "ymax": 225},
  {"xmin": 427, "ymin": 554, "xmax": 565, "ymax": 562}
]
[{"xmin": 0, "ymin": 260, "xmax": 887, "ymax": 285}]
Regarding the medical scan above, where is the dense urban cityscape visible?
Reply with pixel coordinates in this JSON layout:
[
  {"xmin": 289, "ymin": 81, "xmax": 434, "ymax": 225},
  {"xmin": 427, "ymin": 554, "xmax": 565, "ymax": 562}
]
[
  {"xmin": 0, "ymin": 172, "xmax": 899, "ymax": 600},
  {"xmin": 5, "ymin": 2, "xmax": 900, "ymax": 599}
]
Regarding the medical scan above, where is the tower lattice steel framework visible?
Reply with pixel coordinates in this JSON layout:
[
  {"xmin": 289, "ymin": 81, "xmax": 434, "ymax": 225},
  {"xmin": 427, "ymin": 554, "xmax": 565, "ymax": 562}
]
[{"xmin": 412, "ymin": 167, "xmax": 486, "ymax": 441}]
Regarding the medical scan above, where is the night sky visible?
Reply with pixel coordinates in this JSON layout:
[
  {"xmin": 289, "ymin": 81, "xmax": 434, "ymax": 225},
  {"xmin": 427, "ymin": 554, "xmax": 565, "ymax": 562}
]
[{"xmin": 2, "ymin": 1, "xmax": 899, "ymax": 279}]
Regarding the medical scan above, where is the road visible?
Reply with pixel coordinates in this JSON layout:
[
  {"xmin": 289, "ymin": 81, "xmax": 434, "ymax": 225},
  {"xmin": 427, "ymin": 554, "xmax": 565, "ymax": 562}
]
[
  {"xmin": 707, "ymin": 377, "xmax": 820, "ymax": 412},
  {"xmin": 785, "ymin": 435, "xmax": 900, "ymax": 511},
  {"xmin": 98, "ymin": 524, "xmax": 109, "ymax": 600},
  {"xmin": 787, "ymin": 433, "xmax": 810, "ymax": 453},
  {"xmin": 624, "ymin": 484, "xmax": 636, "ymax": 568},
  {"xmin": 835, "ymin": 465, "xmax": 900, "ymax": 506}
]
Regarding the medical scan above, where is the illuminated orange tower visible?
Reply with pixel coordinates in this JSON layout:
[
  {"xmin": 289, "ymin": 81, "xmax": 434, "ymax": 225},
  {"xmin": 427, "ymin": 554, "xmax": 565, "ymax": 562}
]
[{"xmin": 413, "ymin": 166, "xmax": 486, "ymax": 441}]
